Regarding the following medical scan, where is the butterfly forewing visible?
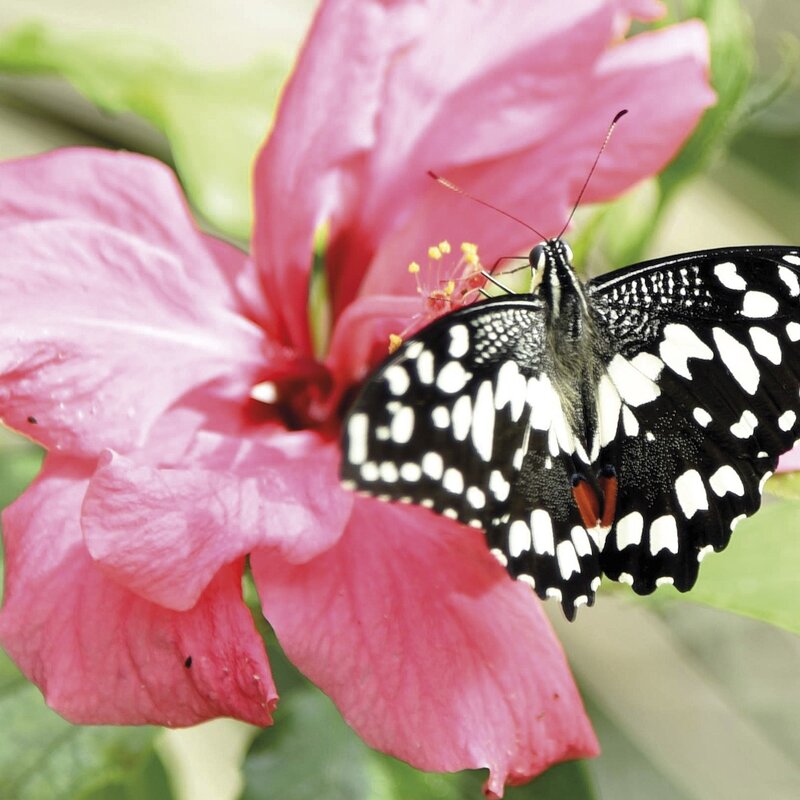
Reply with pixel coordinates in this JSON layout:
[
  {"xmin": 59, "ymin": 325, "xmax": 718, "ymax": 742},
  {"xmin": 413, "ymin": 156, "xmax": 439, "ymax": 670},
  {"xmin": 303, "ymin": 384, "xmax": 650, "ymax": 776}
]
[
  {"xmin": 342, "ymin": 296, "xmax": 546, "ymax": 528},
  {"xmin": 588, "ymin": 246, "xmax": 800, "ymax": 590}
]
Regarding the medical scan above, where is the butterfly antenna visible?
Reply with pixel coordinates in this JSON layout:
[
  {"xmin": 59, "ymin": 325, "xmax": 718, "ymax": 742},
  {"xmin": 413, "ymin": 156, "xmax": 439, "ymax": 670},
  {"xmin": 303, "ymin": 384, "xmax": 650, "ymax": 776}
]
[
  {"xmin": 557, "ymin": 109, "xmax": 628, "ymax": 240},
  {"xmin": 427, "ymin": 170, "xmax": 548, "ymax": 241}
]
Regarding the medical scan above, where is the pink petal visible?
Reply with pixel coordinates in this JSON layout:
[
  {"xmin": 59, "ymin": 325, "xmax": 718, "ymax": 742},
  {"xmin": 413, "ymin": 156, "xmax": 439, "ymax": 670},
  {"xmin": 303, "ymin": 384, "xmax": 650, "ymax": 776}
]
[
  {"xmin": 253, "ymin": 499, "xmax": 598, "ymax": 795},
  {"xmin": 82, "ymin": 437, "xmax": 351, "ymax": 610},
  {"xmin": 0, "ymin": 457, "xmax": 276, "ymax": 726},
  {"xmin": 357, "ymin": 19, "xmax": 714, "ymax": 300},
  {"xmin": 0, "ymin": 216, "xmax": 265, "ymax": 457},
  {"xmin": 0, "ymin": 149, "xmax": 245, "ymax": 308},
  {"xmin": 324, "ymin": 294, "xmax": 421, "ymax": 389},
  {"xmin": 777, "ymin": 446, "xmax": 800, "ymax": 473},
  {"xmin": 252, "ymin": 0, "xmax": 425, "ymax": 352}
]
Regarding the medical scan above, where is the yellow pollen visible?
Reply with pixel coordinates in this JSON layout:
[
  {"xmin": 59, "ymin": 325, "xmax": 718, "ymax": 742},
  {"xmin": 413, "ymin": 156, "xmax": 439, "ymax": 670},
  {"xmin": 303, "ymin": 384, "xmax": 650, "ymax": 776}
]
[
  {"xmin": 408, "ymin": 261, "xmax": 420, "ymax": 273},
  {"xmin": 444, "ymin": 280, "xmax": 455, "ymax": 296},
  {"xmin": 464, "ymin": 252, "xmax": 479, "ymax": 266},
  {"xmin": 460, "ymin": 241, "xmax": 478, "ymax": 255},
  {"xmin": 438, "ymin": 240, "xmax": 451, "ymax": 254},
  {"xmin": 428, "ymin": 245, "xmax": 442, "ymax": 260},
  {"xmin": 388, "ymin": 333, "xmax": 403, "ymax": 353}
]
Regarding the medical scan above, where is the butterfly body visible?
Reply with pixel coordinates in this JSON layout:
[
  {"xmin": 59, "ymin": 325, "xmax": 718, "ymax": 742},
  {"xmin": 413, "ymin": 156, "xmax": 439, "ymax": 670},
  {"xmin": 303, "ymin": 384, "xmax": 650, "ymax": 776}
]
[{"xmin": 342, "ymin": 242, "xmax": 800, "ymax": 619}]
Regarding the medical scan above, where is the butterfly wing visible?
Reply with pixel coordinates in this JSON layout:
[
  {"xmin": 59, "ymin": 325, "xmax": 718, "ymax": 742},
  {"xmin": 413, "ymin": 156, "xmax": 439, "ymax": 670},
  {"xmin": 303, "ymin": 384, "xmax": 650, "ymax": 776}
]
[
  {"xmin": 587, "ymin": 246, "xmax": 800, "ymax": 592},
  {"xmin": 341, "ymin": 294, "xmax": 602, "ymax": 616}
]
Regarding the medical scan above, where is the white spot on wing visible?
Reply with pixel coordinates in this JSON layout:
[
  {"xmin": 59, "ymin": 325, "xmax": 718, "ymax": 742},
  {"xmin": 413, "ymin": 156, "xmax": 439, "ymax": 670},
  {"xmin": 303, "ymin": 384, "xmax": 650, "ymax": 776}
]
[
  {"xmin": 630, "ymin": 352, "xmax": 664, "ymax": 381},
  {"xmin": 508, "ymin": 520, "xmax": 532, "ymax": 557},
  {"xmin": 421, "ymin": 451, "xmax": 444, "ymax": 480},
  {"xmin": 557, "ymin": 540, "xmax": 580, "ymax": 579},
  {"xmin": 622, "ymin": 405, "xmax": 639, "ymax": 436},
  {"xmin": 570, "ymin": 526, "xmax": 592, "ymax": 557},
  {"xmin": 729, "ymin": 409, "xmax": 758, "ymax": 438},
  {"xmin": 649, "ymin": 515, "xmax": 679, "ymax": 555},
  {"xmin": 783, "ymin": 254, "xmax": 800, "ymax": 266},
  {"xmin": 490, "ymin": 547, "xmax": 508, "ymax": 567},
  {"xmin": 451, "ymin": 394, "xmax": 472, "ymax": 441},
  {"xmin": 347, "ymin": 413, "xmax": 369, "ymax": 465},
  {"xmin": 517, "ymin": 573, "xmax": 536, "ymax": 589},
  {"xmin": 360, "ymin": 462, "xmax": 379, "ymax": 481},
  {"xmin": 494, "ymin": 360, "xmax": 526, "ymax": 421},
  {"xmin": 608, "ymin": 354, "xmax": 661, "ymax": 407},
  {"xmin": 443, "ymin": 467, "xmax": 464, "ymax": 494},
  {"xmin": 384, "ymin": 365, "xmax": 410, "ymax": 396},
  {"xmin": 466, "ymin": 486, "xmax": 486, "ymax": 509},
  {"xmin": 400, "ymin": 462, "xmax": 422, "ymax": 481},
  {"xmin": 779, "ymin": 410, "xmax": 796, "ymax": 431},
  {"xmin": 432, "ymin": 405, "xmax": 449, "ymax": 428},
  {"xmin": 714, "ymin": 261, "xmax": 746, "ymax": 290},
  {"xmin": 531, "ymin": 509, "xmax": 555, "ymax": 555},
  {"xmin": 787, "ymin": 322, "xmax": 800, "ymax": 341},
  {"xmin": 659, "ymin": 323, "xmax": 713, "ymax": 379},
  {"xmin": 597, "ymin": 374, "xmax": 622, "ymax": 447},
  {"xmin": 379, "ymin": 462, "xmax": 399, "ymax": 482},
  {"xmin": 390, "ymin": 406, "xmax": 415, "ymax": 443},
  {"xmin": 749, "ymin": 327, "xmax": 782, "ymax": 365},
  {"xmin": 742, "ymin": 290, "xmax": 779, "ymax": 318},
  {"xmin": 655, "ymin": 576, "xmax": 674, "ymax": 587},
  {"xmin": 527, "ymin": 375, "xmax": 556, "ymax": 431},
  {"xmin": 778, "ymin": 266, "xmax": 800, "ymax": 296},
  {"xmin": 471, "ymin": 380, "xmax": 495, "ymax": 461},
  {"xmin": 674, "ymin": 468, "xmax": 708, "ymax": 518},
  {"xmin": 697, "ymin": 544, "xmax": 714, "ymax": 562},
  {"xmin": 404, "ymin": 341, "xmax": 424, "ymax": 358},
  {"xmin": 615, "ymin": 511, "xmax": 643, "ymax": 549},
  {"xmin": 709, "ymin": 465, "xmax": 744, "ymax": 497},
  {"xmin": 416, "ymin": 349, "xmax": 434, "ymax": 384},
  {"xmin": 713, "ymin": 327, "xmax": 759, "ymax": 394},
  {"xmin": 436, "ymin": 360, "xmax": 471, "ymax": 393},
  {"xmin": 489, "ymin": 470, "xmax": 510, "ymax": 501},
  {"xmin": 693, "ymin": 407, "xmax": 712, "ymax": 427},
  {"xmin": 448, "ymin": 324, "xmax": 469, "ymax": 358}
]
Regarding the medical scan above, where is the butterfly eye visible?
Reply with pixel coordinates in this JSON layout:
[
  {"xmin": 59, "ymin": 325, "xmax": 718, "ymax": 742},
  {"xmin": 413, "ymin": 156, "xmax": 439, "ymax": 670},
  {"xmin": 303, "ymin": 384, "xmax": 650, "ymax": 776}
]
[{"xmin": 529, "ymin": 244, "xmax": 547, "ymax": 271}]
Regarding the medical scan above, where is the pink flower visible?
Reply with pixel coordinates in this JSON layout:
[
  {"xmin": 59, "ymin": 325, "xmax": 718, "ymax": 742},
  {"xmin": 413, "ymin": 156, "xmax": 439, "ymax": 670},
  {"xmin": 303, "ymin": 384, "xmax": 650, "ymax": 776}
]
[{"xmin": 0, "ymin": 0, "xmax": 713, "ymax": 794}]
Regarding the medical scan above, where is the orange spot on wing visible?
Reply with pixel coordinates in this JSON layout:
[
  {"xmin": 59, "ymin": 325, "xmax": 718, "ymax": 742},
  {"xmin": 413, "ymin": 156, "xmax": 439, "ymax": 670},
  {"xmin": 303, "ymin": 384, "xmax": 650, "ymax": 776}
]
[
  {"xmin": 599, "ymin": 474, "xmax": 618, "ymax": 529},
  {"xmin": 572, "ymin": 480, "xmax": 600, "ymax": 529}
]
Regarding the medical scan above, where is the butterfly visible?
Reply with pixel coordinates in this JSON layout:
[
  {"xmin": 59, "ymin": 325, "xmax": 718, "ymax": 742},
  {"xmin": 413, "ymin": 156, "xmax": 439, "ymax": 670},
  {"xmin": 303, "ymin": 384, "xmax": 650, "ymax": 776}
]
[{"xmin": 340, "ymin": 239, "xmax": 800, "ymax": 619}]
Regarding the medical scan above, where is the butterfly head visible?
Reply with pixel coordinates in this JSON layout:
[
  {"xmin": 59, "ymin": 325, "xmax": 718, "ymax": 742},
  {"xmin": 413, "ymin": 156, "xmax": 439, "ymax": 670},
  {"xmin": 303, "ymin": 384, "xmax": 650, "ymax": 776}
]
[{"xmin": 528, "ymin": 238, "xmax": 578, "ymax": 299}]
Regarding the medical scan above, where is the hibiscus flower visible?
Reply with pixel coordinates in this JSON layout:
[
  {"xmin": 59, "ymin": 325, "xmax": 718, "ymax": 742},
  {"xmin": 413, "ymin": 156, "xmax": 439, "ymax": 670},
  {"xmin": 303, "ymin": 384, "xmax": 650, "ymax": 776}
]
[{"xmin": 0, "ymin": 0, "xmax": 713, "ymax": 795}]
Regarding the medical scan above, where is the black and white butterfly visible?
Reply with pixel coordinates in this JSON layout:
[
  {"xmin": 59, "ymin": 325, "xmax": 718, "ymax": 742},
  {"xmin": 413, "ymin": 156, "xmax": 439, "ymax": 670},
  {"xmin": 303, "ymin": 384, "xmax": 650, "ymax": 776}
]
[{"xmin": 340, "ymin": 240, "xmax": 800, "ymax": 619}]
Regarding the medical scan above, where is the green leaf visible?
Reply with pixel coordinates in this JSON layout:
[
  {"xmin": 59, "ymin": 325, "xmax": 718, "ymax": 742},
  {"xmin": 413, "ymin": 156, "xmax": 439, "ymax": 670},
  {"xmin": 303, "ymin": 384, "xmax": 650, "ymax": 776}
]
[
  {"xmin": 763, "ymin": 472, "xmax": 800, "ymax": 500},
  {"xmin": 679, "ymin": 499, "xmax": 800, "ymax": 635},
  {"xmin": 0, "ymin": 442, "xmax": 42, "ymax": 510},
  {"xmin": 0, "ymin": 21, "xmax": 292, "ymax": 241},
  {"xmin": 582, "ymin": 696, "xmax": 690, "ymax": 800},
  {"xmin": 0, "ymin": 647, "xmax": 168, "ymax": 800},
  {"xmin": 241, "ymin": 680, "xmax": 598, "ymax": 800},
  {"xmin": 240, "ymin": 688, "xmax": 375, "ymax": 800}
]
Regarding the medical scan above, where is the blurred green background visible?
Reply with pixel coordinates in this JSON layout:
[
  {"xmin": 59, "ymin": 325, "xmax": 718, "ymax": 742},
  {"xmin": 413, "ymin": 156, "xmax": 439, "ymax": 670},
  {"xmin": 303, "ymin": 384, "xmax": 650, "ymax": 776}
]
[{"xmin": 0, "ymin": 1, "xmax": 799, "ymax": 799}]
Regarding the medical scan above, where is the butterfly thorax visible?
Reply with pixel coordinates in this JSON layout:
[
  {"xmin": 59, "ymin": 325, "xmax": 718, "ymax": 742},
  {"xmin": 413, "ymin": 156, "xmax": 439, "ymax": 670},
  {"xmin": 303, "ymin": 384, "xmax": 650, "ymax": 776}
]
[{"xmin": 531, "ymin": 239, "xmax": 602, "ymax": 447}]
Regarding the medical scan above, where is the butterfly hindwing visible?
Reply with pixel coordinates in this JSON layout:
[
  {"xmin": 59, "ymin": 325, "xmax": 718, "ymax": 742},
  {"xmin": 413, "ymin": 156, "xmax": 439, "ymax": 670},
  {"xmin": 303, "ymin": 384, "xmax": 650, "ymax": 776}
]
[{"xmin": 588, "ymin": 246, "xmax": 800, "ymax": 591}]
